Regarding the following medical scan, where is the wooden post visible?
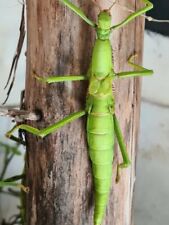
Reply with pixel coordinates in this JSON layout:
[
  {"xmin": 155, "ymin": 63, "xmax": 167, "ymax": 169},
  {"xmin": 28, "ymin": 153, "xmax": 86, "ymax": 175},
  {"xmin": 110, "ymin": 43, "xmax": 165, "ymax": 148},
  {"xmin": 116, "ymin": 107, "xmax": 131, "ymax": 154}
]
[{"xmin": 25, "ymin": 0, "xmax": 145, "ymax": 225}]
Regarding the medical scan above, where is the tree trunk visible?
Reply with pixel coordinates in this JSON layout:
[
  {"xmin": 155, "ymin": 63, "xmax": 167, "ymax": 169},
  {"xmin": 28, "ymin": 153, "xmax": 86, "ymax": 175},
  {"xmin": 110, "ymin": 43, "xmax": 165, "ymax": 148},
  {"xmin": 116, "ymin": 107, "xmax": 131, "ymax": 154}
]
[{"xmin": 25, "ymin": 0, "xmax": 145, "ymax": 225}]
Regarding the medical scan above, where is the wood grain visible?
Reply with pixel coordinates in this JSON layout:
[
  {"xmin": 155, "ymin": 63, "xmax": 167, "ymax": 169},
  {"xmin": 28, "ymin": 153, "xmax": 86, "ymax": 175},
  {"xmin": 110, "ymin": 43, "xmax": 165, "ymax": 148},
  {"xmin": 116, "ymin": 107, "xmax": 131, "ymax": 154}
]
[{"xmin": 25, "ymin": 0, "xmax": 145, "ymax": 224}]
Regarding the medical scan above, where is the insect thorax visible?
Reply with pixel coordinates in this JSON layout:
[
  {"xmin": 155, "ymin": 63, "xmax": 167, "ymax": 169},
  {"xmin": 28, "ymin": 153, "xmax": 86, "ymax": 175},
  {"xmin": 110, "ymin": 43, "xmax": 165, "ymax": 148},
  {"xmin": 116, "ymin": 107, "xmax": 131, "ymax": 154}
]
[{"xmin": 91, "ymin": 39, "xmax": 113, "ymax": 78}]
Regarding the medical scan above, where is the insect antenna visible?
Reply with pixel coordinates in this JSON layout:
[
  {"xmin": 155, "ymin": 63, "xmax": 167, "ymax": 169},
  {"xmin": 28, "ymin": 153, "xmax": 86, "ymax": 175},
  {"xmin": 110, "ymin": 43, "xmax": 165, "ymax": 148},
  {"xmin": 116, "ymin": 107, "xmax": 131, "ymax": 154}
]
[
  {"xmin": 110, "ymin": 1, "xmax": 169, "ymax": 23},
  {"xmin": 108, "ymin": 0, "xmax": 117, "ymax": 12},
  {"xmin": 91, "ymin": 0, "xmax": 102, "ymax": 11},
  {"xmin": 146, "ymin": 18, "xmax": 169, "ymax": 23}
]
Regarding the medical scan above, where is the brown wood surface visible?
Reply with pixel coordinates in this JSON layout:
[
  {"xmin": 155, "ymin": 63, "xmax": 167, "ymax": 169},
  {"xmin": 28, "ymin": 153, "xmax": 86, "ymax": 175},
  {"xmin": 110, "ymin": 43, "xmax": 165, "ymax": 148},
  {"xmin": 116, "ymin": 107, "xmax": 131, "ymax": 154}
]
[{"xmin": 25, "ymin": 0, "xmax": 145, "ymax": 225}]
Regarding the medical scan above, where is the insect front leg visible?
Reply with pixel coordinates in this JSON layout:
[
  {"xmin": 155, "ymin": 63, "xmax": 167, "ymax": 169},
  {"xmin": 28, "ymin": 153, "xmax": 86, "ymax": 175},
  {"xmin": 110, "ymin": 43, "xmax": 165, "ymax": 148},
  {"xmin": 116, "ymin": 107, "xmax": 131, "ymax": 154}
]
[
  {"xmin": 113, "ymin": 114, "xmax": 131, "ymax": 183},
  {"xmin": 60, "ymin": 0, "xmax": 96, "ymax": 27},
  {"xmin": 111, "ymin": 0, "xmax": 153, "ymax": 30},
  {"xmin": 116, "ymin": 54, "xmax": 153, "ymax": 78}
]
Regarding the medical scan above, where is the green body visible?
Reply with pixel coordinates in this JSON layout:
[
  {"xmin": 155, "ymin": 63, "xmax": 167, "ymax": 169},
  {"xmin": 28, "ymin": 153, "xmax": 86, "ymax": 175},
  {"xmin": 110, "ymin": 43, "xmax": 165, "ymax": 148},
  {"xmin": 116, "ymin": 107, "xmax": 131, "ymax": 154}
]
[
  {"xmin": 5, "ymin": 0, "xmax": 154, "ymax": 224},
  {"xmin": 87, "ymin": 38, "xmax": 114, "ymax": 224}
]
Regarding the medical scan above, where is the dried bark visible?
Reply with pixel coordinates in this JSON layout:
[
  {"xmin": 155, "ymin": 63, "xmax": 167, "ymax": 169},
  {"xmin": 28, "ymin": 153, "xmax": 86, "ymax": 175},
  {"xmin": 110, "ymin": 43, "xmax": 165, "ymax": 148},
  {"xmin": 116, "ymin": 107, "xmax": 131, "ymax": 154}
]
[{"xmin": 25, "ymin": 0, "xmax": 145, "ymax": 225}]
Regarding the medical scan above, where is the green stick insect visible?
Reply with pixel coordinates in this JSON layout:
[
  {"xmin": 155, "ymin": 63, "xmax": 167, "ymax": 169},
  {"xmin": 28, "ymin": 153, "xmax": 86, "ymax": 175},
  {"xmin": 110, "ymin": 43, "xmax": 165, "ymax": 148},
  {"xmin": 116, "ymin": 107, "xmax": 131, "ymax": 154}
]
[{"xmin": 5, "ymin": 0, "xmax": 153, "ymax": 224}]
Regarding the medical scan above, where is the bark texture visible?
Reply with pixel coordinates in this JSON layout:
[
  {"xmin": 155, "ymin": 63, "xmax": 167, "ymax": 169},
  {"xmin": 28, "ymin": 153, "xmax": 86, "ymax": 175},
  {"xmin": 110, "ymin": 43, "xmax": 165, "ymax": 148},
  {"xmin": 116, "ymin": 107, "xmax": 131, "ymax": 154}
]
[{"xmin": 25, "ymin": 0, "xmax": 145, "ymax": 225}]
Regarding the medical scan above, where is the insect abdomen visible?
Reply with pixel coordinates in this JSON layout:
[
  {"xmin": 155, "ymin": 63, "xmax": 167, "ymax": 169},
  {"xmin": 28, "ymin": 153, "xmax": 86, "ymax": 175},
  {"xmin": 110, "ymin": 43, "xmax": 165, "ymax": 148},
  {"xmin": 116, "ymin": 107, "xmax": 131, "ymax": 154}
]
[{"xmin": 87, "ymin": 106, "xmax": 114, "ymax": 225}]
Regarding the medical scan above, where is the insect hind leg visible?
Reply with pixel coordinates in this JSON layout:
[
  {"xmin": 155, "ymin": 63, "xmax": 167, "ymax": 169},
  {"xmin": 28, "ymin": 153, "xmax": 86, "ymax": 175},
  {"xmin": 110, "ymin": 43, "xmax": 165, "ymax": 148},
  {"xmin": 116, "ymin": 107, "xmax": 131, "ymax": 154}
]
[
  {"xmin": 6, "ymin": 110, "xmax": 86, "ymax": 141},
  {"xmin": 113, "ymin": 114, "xmax": 131, "ymax": 183}
]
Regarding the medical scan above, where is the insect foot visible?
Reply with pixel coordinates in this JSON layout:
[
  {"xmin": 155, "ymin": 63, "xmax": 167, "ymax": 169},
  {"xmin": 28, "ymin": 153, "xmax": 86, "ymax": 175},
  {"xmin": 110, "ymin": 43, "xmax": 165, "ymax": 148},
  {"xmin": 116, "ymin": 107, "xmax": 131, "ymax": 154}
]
[
  {"xmin": 33, "ymin": 72, "xmax": 47, "ymax": 83},
  {"xmin": 5, "ymin": 126, "xmax": 17, "ymax": 138},
  {"xmin": 18, "ymin": 184, "xmax": 30, "ymax": 193},
  {"xmin": 115, "ymin": 161, "xmax": 131, "ymax": 183}
]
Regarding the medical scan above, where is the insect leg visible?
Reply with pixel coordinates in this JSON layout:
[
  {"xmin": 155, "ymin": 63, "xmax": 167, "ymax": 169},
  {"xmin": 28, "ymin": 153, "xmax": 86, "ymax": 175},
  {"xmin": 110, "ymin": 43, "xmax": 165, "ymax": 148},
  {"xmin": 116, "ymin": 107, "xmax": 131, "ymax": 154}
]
[
  {"xmin": 111, "ymin": 0, "xmax": 153, "ymax": 30},
  {"xmin": 113, "ymin": 114, "xmax": 131, "ymax": 183},
  {"xmin": 34, "ymin": 74, "xmax": 87, "ymax": 84},
  {"xmin": 60, "ymin": 0, "xmax": 96, "ymax": 27},
  {"xmin": 0, "ymin": 181, "xmax": 29, "ymax": 192},
  {"xmin": 6, "ymin": 110, "xmax": 86, "ymax": 139},
  {"xmin": 116, "ymin": 55, "xmax": 153, "ymax": 78}
]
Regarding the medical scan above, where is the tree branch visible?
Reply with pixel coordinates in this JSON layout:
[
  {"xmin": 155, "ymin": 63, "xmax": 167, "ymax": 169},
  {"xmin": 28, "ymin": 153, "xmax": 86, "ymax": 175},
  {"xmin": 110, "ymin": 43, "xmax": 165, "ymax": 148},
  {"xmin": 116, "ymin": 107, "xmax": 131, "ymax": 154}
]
[{"xmin": 0, "ymin": 107, "xmax": 39, "ymax": 122}]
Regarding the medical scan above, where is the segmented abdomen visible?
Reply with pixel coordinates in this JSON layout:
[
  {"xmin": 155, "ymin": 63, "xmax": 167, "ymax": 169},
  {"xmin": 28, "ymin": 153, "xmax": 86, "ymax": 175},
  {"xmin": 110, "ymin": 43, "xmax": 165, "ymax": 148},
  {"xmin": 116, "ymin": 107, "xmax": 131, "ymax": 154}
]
[{"xmin": 87, "ymin": 102, "xmax": 114, "ymax": 225}]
